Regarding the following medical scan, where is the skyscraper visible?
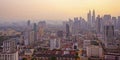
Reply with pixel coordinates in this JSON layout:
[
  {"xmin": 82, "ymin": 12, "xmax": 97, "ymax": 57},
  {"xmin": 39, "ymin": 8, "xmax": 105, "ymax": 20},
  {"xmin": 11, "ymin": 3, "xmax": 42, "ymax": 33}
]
[
  {"xmin": 87, "ymin": 10, "xmax": 96, "ymax": 30},
  {"xmin": 117, "ymin": 16, "xmax": 120, "ymax": 29},
  {"xmin": 27, "ymin": 20, "xmax": 30, "ymax": 26},
  {"xmin": 25, "ymin": 20, "xmax": 31, "ymax": 45},
  {"xmin": 73, "ymin": 17, "xmax": 80, "ymax": 34},
  {"xmin": 66, "ymin": 23, "xmax": 70, "ymax": 38},
  {"xmin": 29, "ymin": 31, "xmax": 34, "ymax": 45},
  {"xmin": 68, "ymin": 19, "xmax": 73, "ymax": 34},
  {"xmin": 50, "ymin": 37, "xmax": 60, "ymax": 50},
  {"xmin": 112, "ymin": 17, "xmax": 117, "ymax": 29},
  {"xmin": 103, "ymin": 15, "xmax": 111, "ymax": 25},
  {"xmin": 92, "ymin": 10, "xmax": 96, "ymax": 27},
  {"xmin": 57, "ymin": 30, "xmax": 63, "ymax": 37},
  {"xmin": 96, "ymin": 15, "xmax": 102, "ymax": 33},
  {"xmin": 104, "ymin": 22, "xmax": 115, "ymax": 48},
  {"xmin": 33, "ymin": 23, "xmax": 37, "ymax": 44},
  {"xmin": 87, "ymin": 10, "xmax": 92, "ymax": 28},
  {"xmin": 38, "ymin": 21, "xmax": 46, "ymax": 40}
]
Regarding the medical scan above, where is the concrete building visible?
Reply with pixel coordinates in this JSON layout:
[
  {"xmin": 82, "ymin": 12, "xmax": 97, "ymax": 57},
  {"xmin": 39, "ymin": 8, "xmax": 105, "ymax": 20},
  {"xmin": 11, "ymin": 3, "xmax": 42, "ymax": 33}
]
[
  {"xmin": 103, "ymin": 15, "xmax": 111, "ymax": 22},
  {"xmin": 112, "ymin": 17, "xmax": 117, "ymax": 29},
  {"xmin": 73, "ymin": 43, "xmax": 78, "ymax": 50},
  {"xmin": 24, "ymin": 49, "xmax": 34, "ymax": 56},
  {"xmin": 27, "ymin": 20, "xmax": 31, "ymax": 45},
  {"xmin": 87, "ymin": 10, "xmax": 92, "ymax": 28},
  {"xmin": 33, "ymin": 23, "xmax": 37, "ymax": 43},
  {"xmin": 38, "ymin": 21, "xmax": 46, "ymax": 40},
  {"xmin": 66, "ymin": 23, "xmax": 70, "ymax": 38},
  {"xmin": 0, "ymin": 51, "xmax": 18, "ymax": 60},
  {"xmin": 73, "ymin": 17, "xmax": 80, "ymax": 34},
  {"xmin": 0, "ymin": 39, "xmax": 18, "ymax": 60},
  {"xmin": 3, "ymin": 39, "xmax": 16, "ymax": 53},
  {"xmin": 92, "ymin": 10, "xmax": 96, "ymax": 28},
  {"xmin": 96, "ymin": 15, "xmax": 102, "ymax": 33},
  {"xmin": 29, "ymin": 31, "xmax": 35, "ymax": 45},
  {"xmin": 117, "ymin": 16, "xmax": 120, "ymax": 30},
  {"xmin": 19, "ymin": 34, "xmax": 24, "ymax": 45},
  {"xmin": 104, "ymin": 23, "xmax": 116, "ymax": 49},
  {"xmin": 50, "ymin": 38, "xmax": 61, "ymax": 50},
  {"xmin": 57, "ymin": 31, "xmax": 63, "ymax": 38},
  {"xmin": 86, "ymin": 45, "xmax": 103, "ymax": 58},
  {"xmin": 83, "ymin": 40, "xmax": 91, "ymax": 49}
]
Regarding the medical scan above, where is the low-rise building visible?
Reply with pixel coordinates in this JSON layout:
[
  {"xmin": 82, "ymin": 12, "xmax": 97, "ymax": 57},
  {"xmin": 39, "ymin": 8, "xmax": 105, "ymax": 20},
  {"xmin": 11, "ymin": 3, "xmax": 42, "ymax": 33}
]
[{"xmin": 33, "ymin": 49, "xmax": 79, "ymax": 60}]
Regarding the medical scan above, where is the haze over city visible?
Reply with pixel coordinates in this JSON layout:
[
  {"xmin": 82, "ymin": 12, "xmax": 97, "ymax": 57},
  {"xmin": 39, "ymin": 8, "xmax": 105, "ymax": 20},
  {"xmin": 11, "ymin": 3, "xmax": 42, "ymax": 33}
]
[
  {"xmin": 0, "ymin": 0, "xmax": 120, "ymax": 60},
  {"xmin": 0, "ymin": 0, "xmax": 120, "ymax": 21}
]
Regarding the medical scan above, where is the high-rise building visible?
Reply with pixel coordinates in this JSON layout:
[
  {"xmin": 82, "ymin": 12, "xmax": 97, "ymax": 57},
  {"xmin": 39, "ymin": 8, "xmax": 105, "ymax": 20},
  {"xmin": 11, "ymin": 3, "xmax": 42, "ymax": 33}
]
[
  {"xmin": 103, "ymin": 15, "xmax": 111, "ymax": 25},
  {"xmin": 104, "ymin": 23, "xmax": 116, "ymax": 48},
  {"xmin": 83, "ymin": 40, "xmax": 91, "ymax": 49},
  {"xmin": 73, "ymin": 17, "xmax": 80, "ymax": 34},
  {"xmin": 0, "ymin": 51, "xmax": 18, "ymax": 60},
  {"xmin": 38, "ymin": 21, "xmax": 46, "ymax": 40},
  {"xmin": 103, "ymin": 15, "xmax": 111, "ymax": 20},
  {"xmin": 29, "ymin": 31, "xmax": 34, "ymax": 45},
  {"xmin": 3, "ymin": 39, "xmax": 16, "ymax": 52},
  {"xmin": 80, "ymin": 17, "xmax": 87, "ymax": 31},
  {"xmin": 27, "ymin": 20, "xmax": 30, "ymax": 26},
  {"xmin": 92, "ymin": 10, "xmax": 96, "ymax": 27},
  {"xmin": 50, "ymin": 37, "xmax": 60, "ymax": 50},
  {"xmin": 19, "ymin": 33, "xmax": 24, "ymax": 45},
  {"xmin": 66, "ymin": 24, "xmax": 70, "ymax": 37},
  {"xmin": 87, "ymin": 10, "xmax": 92, "ymax": 28},
  {"xmin": 25, "ymin": 20, "xmax": 31, "ymax": 45},
  {"xmin": 0, "ymin": 39, "xmax": 18, "ymax": 60},
  {"xmin": 112, "ymin": 17, "xmax": 117, "ymax": 29},
  {"xmin": 38, "ymin": 21, "xmax": 46, "ymax": 29},
  {"xmin": 57, "ymin": 30, "xmax": 63, "ymax": 37},
  {"xmin": 68, "ymin": 19, "xmax": 73, "ymax": 34},
  {"xmin": 117, "ymin": 16, "xmax": 120, "ymax": 29},
  {"xmin": 33, "ymin": 23, "xmax": 37, "ymax": 43},
  {"xmin": 96, "ymin": 15, "xmax": 102, "ymax": 33}
]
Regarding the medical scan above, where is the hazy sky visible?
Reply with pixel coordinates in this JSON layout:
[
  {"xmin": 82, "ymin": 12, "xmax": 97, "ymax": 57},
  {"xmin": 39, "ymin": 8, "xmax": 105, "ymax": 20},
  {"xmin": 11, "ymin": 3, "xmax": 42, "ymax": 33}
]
[{"xmin": 0, "ymin": 0, "xmax": 120, "ymax": 21}]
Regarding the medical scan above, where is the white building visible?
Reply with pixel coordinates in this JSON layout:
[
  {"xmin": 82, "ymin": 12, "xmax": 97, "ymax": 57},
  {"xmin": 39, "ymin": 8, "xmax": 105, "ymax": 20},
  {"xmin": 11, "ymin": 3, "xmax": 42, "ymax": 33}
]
[
  {"xmin": 0, "ymin": 39, "xmax": 18, "ymax": 60},
  {"xmin": 50, "ymin": 38, "xmax": 61, "ymax": 50},
  {"xmin": 73, "ymin": 42, "xmax": 78, "ymax": 50},
  {"xmin": 86, "ymin": 45, "xmax": 103, "ymax": 58},
  {"xmin": 24, "ymin": 30, "xmax": 35, "ymax": 46},
  {"xmin": 3, "ymin": 39, "xmax": 16, "ymax": 53},
  {"xmin": 29, "ymin": 31, "xmax": 35, "ymax": 45},
  {"xmin": 19, "ymin": 35, "xmax": 24, "ymax": 45},
  {"xmin": 83, "ymin": 40, "xmax": 91, "ymax": 49},
  {"xmin": 0, "ymin": 51, "xmax": 18, "ymax": 60}
]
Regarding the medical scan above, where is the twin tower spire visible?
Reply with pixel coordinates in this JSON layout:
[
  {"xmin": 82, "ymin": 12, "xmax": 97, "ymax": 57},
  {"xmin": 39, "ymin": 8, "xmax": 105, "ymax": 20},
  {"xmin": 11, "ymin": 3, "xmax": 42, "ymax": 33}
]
[{"xmin": 88, "ymin": 10, "xmax": 96, "ymax": 27}]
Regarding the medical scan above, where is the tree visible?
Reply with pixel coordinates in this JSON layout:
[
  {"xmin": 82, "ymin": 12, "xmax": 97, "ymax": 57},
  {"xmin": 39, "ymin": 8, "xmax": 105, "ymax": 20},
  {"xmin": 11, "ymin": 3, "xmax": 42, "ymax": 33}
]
[
  {"xmin": 50, "ymin": 56, "xmax": 57, "ymax": 60},
  {"xmin": 31, "ymin": 58, "xmax": 37, "ymax": 60},
  {"xmin": 22, "ymin": 58, "xmax": 27, "ymax": 60},
  {"xmin": 75, "ymin": 52, "xmax": 80, "ymax": 60}
]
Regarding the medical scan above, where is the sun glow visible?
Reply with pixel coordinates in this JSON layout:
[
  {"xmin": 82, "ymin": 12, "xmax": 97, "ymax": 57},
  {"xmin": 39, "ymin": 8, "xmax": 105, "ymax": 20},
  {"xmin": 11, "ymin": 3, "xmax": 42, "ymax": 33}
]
[{"xmin": 0, "ymin": 0, "xmax": 120, "ymax": 21}]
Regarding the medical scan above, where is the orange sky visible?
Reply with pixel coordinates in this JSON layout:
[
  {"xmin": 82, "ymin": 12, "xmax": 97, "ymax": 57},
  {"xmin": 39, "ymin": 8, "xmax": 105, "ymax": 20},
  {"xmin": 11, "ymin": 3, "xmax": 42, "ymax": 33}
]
[{"xmin": 0, "ymin": 0, "xmax": 120, "ymax": 21}]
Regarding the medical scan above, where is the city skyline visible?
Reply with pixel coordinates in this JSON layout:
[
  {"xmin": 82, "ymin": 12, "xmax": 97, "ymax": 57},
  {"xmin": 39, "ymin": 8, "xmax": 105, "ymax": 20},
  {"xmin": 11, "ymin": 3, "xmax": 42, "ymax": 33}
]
[
  {"xmin": 0, "ymin": 0, "xmax": 120, "ymax": 21},
  {"xmin": 0, "ymin": 0, "xmax": 120, "ymax": 60}
]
